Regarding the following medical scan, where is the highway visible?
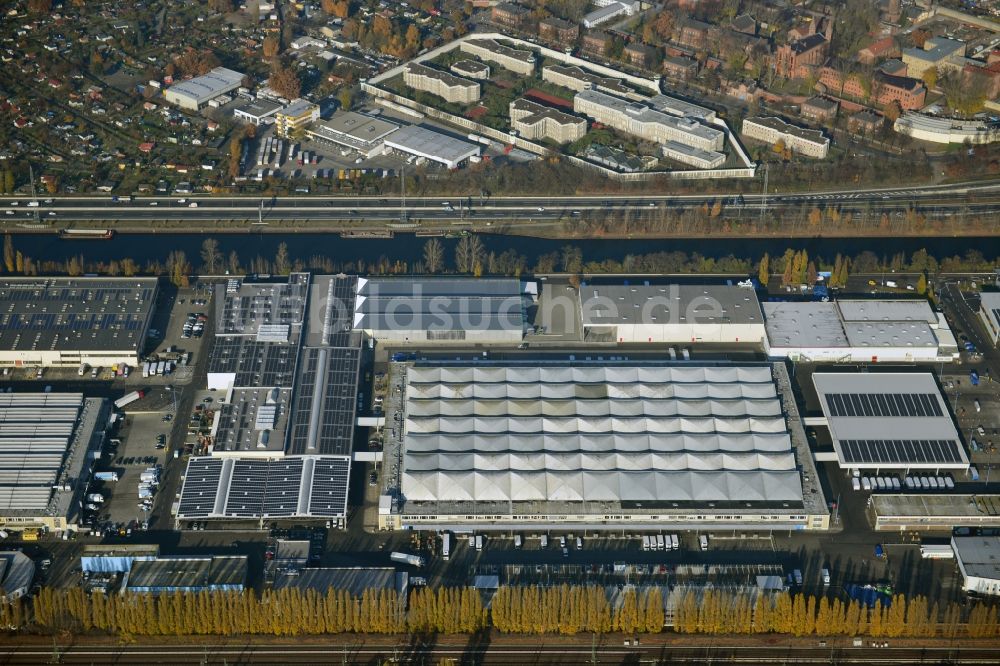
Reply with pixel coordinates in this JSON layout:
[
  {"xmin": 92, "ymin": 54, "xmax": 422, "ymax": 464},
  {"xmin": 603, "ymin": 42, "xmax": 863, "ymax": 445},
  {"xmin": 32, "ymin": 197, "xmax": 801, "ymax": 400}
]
[
  {"xmin": 3, "ymin": 638, "xmax": 999, "ymax": 664},
  {"xmin": 4, "ymin": 180, "xmax": 1000, "ymax": 225}
]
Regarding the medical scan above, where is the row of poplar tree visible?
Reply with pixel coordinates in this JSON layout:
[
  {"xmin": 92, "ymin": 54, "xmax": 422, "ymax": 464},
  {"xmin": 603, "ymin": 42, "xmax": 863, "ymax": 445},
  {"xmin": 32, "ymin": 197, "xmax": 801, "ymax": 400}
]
[
  {"xmin": 671, "ymin": 590, "xmax": 1000, "ymax": 638},
  {"xmin": 5, "ymin": 586, "xmax": 999, "ymax": 638}
]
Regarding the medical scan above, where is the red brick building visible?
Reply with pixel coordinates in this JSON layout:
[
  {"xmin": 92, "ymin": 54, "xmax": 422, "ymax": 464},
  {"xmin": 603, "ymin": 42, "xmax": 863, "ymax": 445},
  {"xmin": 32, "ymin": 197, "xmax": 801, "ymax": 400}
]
[
  {"xmin": 539, "ymin": 17, "xmax": 579, "ymax": 44},
  {"xmin": 624, "ymin": 43, "xmax": 657, "ymax": 69},
  {"xmin": 858, "ymin": 36, "xmax": 900, "ymax": 65},
  {"xmin": 819, "ymin": 67, "xmax": 927, "ymax": 110},
  {"xmin": 775, "ymin": 33, "xmax": 828, "ymax": 79},
  {"xmin": 582, "ymin": 31, "xmax": 612, "ymax": 57},
  {"xmin": 491, "ymin": 2, "xmax": 529, "ymax": 30}
]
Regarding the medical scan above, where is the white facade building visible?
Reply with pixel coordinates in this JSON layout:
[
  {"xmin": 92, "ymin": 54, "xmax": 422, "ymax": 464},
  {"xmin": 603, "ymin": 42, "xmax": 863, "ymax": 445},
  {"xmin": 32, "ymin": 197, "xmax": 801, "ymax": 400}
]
[
  {"xmin": 764, "ymin": 299, "xmax": 954, "ymax": 362},
  {"xmin": 952, "ymin": 536, "xmax": 1000, "ymax": 596},
  {"xmin": 386, "ymin": 363, "xmax": 829, "ymax": 532},
  {"xmin": 164, "ymin": 67, "xmax": 244, "ymax": 110},
  {"xmin": 978, "ymin": 292, "xmax": 1000, "ymax": 345},
  {"xmin": 894, "ymin": 113, "xmax": 1000, "ymax": 145},
  {"xmin": 813, "ymin": 372, "xmax": 969, "ymax": 472},
  {"xmin": 580, "ymin": 284, "xmax": 765, "ymax": 344}
]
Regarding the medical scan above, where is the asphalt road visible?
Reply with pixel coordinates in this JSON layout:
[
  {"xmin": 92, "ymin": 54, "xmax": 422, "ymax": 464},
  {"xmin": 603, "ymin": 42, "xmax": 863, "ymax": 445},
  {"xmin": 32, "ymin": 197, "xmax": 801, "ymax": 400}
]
[
  {"xmin": 5, "ymin": 180, "xmax": 1000, "ymax": 224},
  {"xmin": 2, "ymin": 638, "xmax": 998, "ymax": 664}
]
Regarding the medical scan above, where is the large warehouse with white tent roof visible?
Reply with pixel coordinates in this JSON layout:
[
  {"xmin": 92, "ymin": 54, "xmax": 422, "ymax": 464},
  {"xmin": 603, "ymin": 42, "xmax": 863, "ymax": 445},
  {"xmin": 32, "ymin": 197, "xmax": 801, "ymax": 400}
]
[{"xmin": 381, "ymin": 361, "xmax": 829, "ymax": 532}]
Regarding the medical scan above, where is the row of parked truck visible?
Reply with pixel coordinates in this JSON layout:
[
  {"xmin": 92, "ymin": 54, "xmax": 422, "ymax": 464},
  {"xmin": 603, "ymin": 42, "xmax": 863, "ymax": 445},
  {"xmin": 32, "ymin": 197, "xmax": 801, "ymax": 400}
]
[{"xmin": 852, "ymin": 473, "xmax": 955, "ymax": 491}]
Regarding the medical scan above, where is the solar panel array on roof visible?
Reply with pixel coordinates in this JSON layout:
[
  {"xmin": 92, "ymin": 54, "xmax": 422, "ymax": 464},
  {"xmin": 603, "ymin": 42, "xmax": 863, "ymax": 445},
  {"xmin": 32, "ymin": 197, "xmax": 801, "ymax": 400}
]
[
  {"xmin": 286, "ymin": 347, "xmax": 360, "ymax": 456},
  {"xmin": 0, "ymin": 278, "xmax": 156, "ymax": 353},
  {"xmin": 841, "ymin": 439, "xmax": 964, "ymax": 464},
  {"xmin": 226, "ymin": 459, "xmax": 269, "ymax": 517},
  {"xmin": 308, "ymin": 457, "xmax": 351, "ymax": 516},
  {"xmin": 824, "ymin": 393, "xmax": 943, "ymax": 418},
  {"xmin": 813, "ymin": 373, "xmax": 969, "ymax": 470},
  {"xmin": 177, "ymin": 456, "xmax": 351, "ymax": 520},
  {"xmin": 261, "ymin": 458, "xmax": 304, "ymax": 517},
  {"xmin": 217, "ymin": 275, "xmax": 309, "ymax": 336},
  {"xmin": 176, "ymin": 458, "xmax": 224, "ymax": 518},
  {"xmin": 207, "ymin": 338, "xmax": 297, "ymax": 387}
]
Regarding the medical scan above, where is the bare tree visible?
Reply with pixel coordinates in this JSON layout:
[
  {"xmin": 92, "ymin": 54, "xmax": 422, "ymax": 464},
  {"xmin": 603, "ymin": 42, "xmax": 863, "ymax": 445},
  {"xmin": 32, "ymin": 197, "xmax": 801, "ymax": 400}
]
[
  {"xmin": 422, "ymin": 238, "xmax": 444, "ymax": 273},
  {"xmin": 455, "ymin": 235, "xmax": 484, "ymax": 273},
  {"xmin": 200, "ymin": 238, "xmax": 222, "ymax": 274},
  {"xmin": 274, "ymin": 242, "xmax": 290, "ymax": 275}
]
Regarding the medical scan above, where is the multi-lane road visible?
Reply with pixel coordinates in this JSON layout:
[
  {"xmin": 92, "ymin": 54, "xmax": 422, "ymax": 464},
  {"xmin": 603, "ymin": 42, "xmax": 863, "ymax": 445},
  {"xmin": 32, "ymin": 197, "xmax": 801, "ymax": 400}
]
[{"xmin": 4, "ymin": 180, "xmax": 1000, "ymax": 225}]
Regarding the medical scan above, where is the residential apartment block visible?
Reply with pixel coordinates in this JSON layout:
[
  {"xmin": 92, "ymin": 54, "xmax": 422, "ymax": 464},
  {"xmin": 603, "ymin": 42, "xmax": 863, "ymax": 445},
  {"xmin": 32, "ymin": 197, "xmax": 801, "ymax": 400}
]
[
  {"xmin": 902, "ymin": 37, "xmax": 966, "ymax": 77},
  {"xmin": 450, "ymin": 59, "xmax": 491, "ymax": 80},
  {"xmin": 274, "ymin": 98, "xmax": 320, "ymax": 138},
  {"xmin": 509, "ymin": 98, "xmax": 587, "ymax": 143},
  {"xmin": 574, "ymin": 89, "xmax": 725, "ymax": 152},
  {"xmin": 742, "ymin": 116, "xmax": 829, "ymax": 158},
  {"xmin": 581, "ymin": 31, "xmax": 612, "ymax": 57},
  {"xmin": 542, "ymin": 65, "xmax": 634, "ymax": 97},
  {"xmin": 460, "ymin": 39, "xmax": 536, "ymax": 75},
  {"xmin": 404, "ymin": 63, "xmax": 481, "ymax": 104},
  {"xmin": 661, "ymin": 140, "xmax": 726, "ymax": 169},
  {"xmin": 624, "ymin": 43, "xmax": 657, "ymax": 69},
  {"xmin": 818, "ymin": 68, "xmax": 926, "ymax": 111},
  {"xmin": 539, "ymin": 17, "xmax": 579, "ymax": 43},
  {"xmin": 491, "ymin": 2, "xmax": 530, "ymax": 30}
]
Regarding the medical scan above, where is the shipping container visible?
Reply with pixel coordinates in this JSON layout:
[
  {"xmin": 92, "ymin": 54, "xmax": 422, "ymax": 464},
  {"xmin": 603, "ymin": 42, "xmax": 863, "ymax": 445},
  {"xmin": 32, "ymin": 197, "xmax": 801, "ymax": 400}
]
[
  {"xmin": 441, "ymin": 532, "xmax": 450, "ymax": 561},
  {"xmin": 114, "ymin": 390, "xmax": 144, "ymax": 409},
  {"xmin": 390, "ymin": 551, "xmax": 425, "ymax": 567}
]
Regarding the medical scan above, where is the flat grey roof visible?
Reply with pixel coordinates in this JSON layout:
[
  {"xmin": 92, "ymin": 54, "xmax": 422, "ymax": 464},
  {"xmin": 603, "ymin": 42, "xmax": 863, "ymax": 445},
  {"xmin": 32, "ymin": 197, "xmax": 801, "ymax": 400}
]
[
  {"xmin": 309, "ymin": 113, "xmax": 400, "ymax": 151},
  {"xmin": 952, "ymin": 537, "xmax": 1000, "ymax": 581},
  {"xmin": 216, "ymin": 274, "xmax": 309, "ymax": 338},
  {"xmin": 837, "ymin": 299, "xmax": 937, "ymax": 324},
  {"xmin": 166, "ymin": 67, "xmax": 243, "ymax": 103},
  {"xmin": 273, "ymin": 567, "xmax": 407, "ymax": 596},
  {"xmin": 581, "ymin": 285, "xmax": 763, "ymax": 326},
  {"xmin": 843, "ymin": 321, "xmax": 937, "ymax": 348},
  {"xmin": 648, "ymin": 94, "xmax": 715, "ymax": 121},
  {"xmin": 355, "ymin": 277, "xmax": 526, "ymax": 333},
  {"xmin": 212, "ymin": 387, "xmax": 291, "ymax": 454},
  {"xmin": 543, "ymin": 65, "xmax": 632, "ymax": 95},
  {"xmin": 406, "ymin": 62, "xmax": 478, "ymax": 90},
  {"xmin": 576, "ymin": 89, "xmax": 723, "ymax": 143},
  {"xmin": 125, "ymin": 556, "xmax": 247, "ymax": 591},
  {"xmin": 872, "ymin": 494, "xmax": 1000, "ymax": 519},
  {"xmin": 979, "ymin": 292, "xmax": 1000, "ymax": 331},
  {"xmin": 0, "ymin": 277, "xmax": 157, "ymax": 353},
  {"xmin": 763, "ymin": 302, "xmax": 848, "ymax": 348},
  {"xmin": 745, "ymin": 116, "xmax": 828, "ymax": 145},
  {"xmin": 813, "ymin": 372, "xmax": 967, "ymax": 469},
  {"xmin": 383, "ymin": 125, "xmax": 480, "ymax": 165},
  {"xmin": 234, "ymin": 98, "xmax": 282, "ymax": 118}
]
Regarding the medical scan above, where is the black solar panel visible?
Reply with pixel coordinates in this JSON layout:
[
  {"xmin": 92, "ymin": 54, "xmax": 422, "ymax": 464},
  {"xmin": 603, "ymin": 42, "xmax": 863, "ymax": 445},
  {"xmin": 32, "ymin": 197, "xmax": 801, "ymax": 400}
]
[
  {"xmin": 177, "ymin": 458, "xmax": 224, "ymax": 518},
  {"xmin": 825, "ymin": 393, "xmax": 942, "ymax": 418},
  {"xmin": 262, "ymin": 458, "xmax": 304, "ymax": 517},
  {"xmin": 226, "ymin": 459, "xmax": 269, "ymax": 517},
  {"xmin": 840, "ymin": 439, "xmax": 964, "ymax": 464},
  {"xmin": 286, "ymin": 347, "xmax": 360, "ymax": 456},
  {"xmin": 207, "ymin": 338, "xmax": 297, "ymax": 387},
  {"xmin": 308, "ymin": 457, "xmax": 351, "ymax": 516}
]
